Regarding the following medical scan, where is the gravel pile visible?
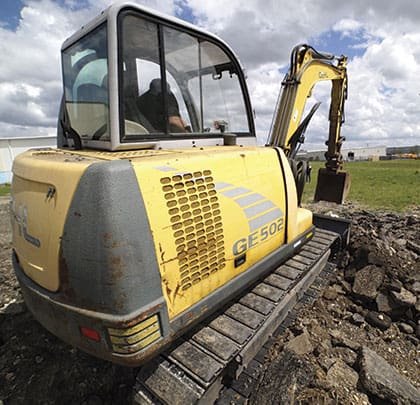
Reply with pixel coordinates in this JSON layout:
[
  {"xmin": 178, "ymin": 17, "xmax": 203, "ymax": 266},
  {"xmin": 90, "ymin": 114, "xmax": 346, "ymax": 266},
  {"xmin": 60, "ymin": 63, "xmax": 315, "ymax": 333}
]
[{"xmin": 252, "ymin": 204, "xmax": 420, "ymax": 405}]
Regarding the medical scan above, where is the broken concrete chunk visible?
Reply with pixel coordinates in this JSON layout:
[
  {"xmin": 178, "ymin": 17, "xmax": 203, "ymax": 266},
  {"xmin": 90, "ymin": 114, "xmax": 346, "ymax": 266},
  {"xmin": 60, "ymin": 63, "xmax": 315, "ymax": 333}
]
[
  {"xmin": 352, "ymin": 265, "xmax": 384, "ymax": 301},
  {"xmin": 250, "ymin": 350, "xmax": 314, "ymax": 404},
  {"xmin": 317, "ymin": 355, "xmax": 336, "ymax": 372},
  {"xmin": 410, "ymin": 281, "xmax": 420, "ymax": 294},
  {"xmin": 331, "ymin": 347, "xmax": 358, "ymax": 367},
  {"xmin": 326, "ymin": 359, "xmax": 359, "ymax": 389},
  {"xmin": 351, "ymin": 313, "xmax": 365, "ymax": 326},
  {"xmin": 394, "ymin": 238, "xmax": 407, "ymax": 248},
  {"xmin": 391, "ymin": 287, "xmax": 417, "ymax": 307},
  {"xmin": 284, "ymin": 331, "xmax": 313, "ymax": 355},
  {"xmin": 329, "ymin": 329, "xmax": 360, "ymax": 351},
  {"xmin": 323, "ymin": 286, "xmax": 338, "ymax": 300},
  {"xmin": 358, "ymin": 346, "xmax": 420, "ymax": 404},
  {"xmin": 376, "ymin": 292, "xmax": 393, "ymax": 314}
]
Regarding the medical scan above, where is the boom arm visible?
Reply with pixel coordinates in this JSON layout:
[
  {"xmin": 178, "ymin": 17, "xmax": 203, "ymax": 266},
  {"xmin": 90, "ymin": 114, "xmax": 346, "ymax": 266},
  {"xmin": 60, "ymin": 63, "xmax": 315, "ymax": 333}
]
[{"xmin": 268, "ymin": 44, "xmax": 348, "ymax": 172}]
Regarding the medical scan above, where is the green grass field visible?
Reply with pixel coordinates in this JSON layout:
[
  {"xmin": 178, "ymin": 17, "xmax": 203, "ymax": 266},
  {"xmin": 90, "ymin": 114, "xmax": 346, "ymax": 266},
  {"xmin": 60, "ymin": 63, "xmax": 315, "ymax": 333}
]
[
  {"xmin": 303, "ymin": 159, "xmax": 420, "ymax": 211},
  {"xmin": 0, "ymin": 183, "xmax": 10, "ymax": 197},
  {"xmin": 1, "ymin": 160, "xmax": 419, "ymax": 210}
]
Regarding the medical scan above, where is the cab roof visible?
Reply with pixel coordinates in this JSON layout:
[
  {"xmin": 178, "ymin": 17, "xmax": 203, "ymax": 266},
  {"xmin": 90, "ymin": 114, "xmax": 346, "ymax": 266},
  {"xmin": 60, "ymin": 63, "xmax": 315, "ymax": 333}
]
[{"xmin": 61, "ymin": 1, "xmax": 243, "ymax": 70}]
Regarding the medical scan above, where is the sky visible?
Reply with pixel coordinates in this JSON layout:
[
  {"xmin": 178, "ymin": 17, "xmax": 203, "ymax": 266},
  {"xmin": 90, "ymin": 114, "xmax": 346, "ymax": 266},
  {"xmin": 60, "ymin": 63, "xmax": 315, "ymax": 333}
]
[{"xmin": 0, "ymin": 0, "xmax": 419, "ymax": 150}]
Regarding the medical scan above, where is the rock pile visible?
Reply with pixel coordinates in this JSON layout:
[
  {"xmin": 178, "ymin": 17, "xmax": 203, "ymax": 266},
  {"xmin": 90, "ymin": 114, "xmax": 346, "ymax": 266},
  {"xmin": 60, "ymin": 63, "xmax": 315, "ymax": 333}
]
[
  {"xmin": 251, "ymin": 207, "xmax": 420, "ymax": 405},
  {"xmin": 341, "ymin": 209, "xmax": 419, "ymax": 342}
]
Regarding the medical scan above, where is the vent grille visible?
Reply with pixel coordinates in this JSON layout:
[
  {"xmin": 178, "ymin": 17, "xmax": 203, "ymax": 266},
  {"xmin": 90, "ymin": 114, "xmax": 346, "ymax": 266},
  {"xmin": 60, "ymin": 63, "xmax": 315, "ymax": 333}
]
[
  {"xmin": 95, "ymin": 150, "xmax": 172, "ymax": 158},
  {"xmin": 161, "ymin": 170, "xmax": 226, "ymax": 291}
]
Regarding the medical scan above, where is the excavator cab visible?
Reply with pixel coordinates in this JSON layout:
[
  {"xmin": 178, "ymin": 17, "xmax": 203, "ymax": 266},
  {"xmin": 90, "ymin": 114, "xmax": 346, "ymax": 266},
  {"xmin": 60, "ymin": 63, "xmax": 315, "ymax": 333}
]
[{"xmin": 59, "ymin": 5, "xmax": 255, "ymax": 151}]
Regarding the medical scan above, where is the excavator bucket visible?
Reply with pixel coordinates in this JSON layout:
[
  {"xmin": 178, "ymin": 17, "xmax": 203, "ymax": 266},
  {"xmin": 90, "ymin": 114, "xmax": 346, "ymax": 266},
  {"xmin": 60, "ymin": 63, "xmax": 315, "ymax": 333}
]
[{"xmin": 314, "ymin": 168, "xmax": 351, "ymax": 204}]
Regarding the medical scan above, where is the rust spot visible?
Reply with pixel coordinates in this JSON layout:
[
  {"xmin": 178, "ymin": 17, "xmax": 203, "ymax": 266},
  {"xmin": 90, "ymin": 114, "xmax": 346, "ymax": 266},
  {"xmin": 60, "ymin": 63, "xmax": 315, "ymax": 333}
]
[
  {"xmin": 111, "ymin": 256, "xmax": 122, "ymax": 266},
  {"xmin": 58, "ymin": 248, "xmax": 76, "ymax": 302},
  {"xmin": 163, "ymin": 278, "xmax": 172, "ymax": 300},
  {"xmin": 160, "ymin": 256, "xmax": 178, "ymax": 266},
  {"xmin": 102, "ymin": 233, "xmax": 122, "ymax": 249},
  {"xmin": 108, "ymin": 256, "xmax": 124, "ymax": 282},
  {"xmin": 173, "ymin": 283, "xmax": 182, "ymax": 302},
  {"xmin": 159, "ymin": 243, "xmax": 165, "ymax": 263},
  {"xmin": 104, "ymin": 302, "xmax": 164, "ymax": 329}
]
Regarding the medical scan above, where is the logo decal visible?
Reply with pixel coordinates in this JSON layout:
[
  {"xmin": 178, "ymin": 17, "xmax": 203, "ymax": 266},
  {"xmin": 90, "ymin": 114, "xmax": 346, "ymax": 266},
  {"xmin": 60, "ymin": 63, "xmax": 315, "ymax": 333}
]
[
  {"xmin": 11, "ymin": 202, "xmax": 41, "ymax": 248},
  {"xmin": 233, "ymin": 218, "xmax": 284, "ymax": 256}
]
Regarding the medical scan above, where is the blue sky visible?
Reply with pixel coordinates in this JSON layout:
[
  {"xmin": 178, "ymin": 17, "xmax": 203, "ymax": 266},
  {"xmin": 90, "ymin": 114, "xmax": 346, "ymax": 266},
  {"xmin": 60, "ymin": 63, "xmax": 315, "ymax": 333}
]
[
  {"xmin": 0, "ymin": 0, "xmax": 419, "ymax": 149},
  {"xmin": 0, "ymin": 0, "xmax": 365, "ymax": 60},
  {"xmin": 0, "ymin": 0, "xmax": 24, "ymax": 30},
  {"xmin": 311, "ymin": 30, "xmax": 367, "ymax": 60}
]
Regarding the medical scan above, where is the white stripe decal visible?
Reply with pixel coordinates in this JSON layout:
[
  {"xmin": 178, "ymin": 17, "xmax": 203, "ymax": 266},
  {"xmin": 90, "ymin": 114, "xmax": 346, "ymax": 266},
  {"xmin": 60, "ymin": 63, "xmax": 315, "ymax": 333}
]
[
  {"xmin": 249, "ymin": 208, "xmax": 283, "ymax": 231},
  {"xmin": 234, "ymin": 193, "xmax": 265, "ymax": 207},
  {"xmin": 243, "ymin": 200, "xmax": 276, "ymax": 219},
  {"xmin": 222, "ymin": 187, "xmax": 250, "ymax": 198}
]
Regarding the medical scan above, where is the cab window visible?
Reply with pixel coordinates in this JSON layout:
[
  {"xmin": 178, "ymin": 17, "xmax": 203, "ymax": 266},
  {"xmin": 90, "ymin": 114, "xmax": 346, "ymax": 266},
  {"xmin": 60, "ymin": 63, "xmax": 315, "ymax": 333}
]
[
  {"xmin": 119, "ymin": 12, "xmax": 250, "ymax": 141},
  {"xmin": 62, "ymin": 24, "xmax": 109, "ymax": 141}
]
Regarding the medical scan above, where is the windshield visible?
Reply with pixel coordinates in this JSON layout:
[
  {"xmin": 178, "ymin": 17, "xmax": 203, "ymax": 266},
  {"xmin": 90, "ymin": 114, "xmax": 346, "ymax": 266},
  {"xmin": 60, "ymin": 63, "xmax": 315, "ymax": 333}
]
[
  {"xmin": 120, "ymin": 13, "xmax": 250, "ymax": 141},
  {"xmin": 62, "ymin": 24, "xmax": 109, "ymax": 141}
]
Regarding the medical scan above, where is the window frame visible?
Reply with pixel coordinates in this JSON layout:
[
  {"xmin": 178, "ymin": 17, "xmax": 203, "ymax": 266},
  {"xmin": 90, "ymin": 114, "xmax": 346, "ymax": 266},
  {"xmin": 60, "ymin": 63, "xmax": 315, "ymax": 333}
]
[
  {"xmin": 61, "ymin": 22, "xmax": 110, "ymax": 142},
  {"xmin": 117, "ymin": 8, "xmax": 255, "ymax": 143}
]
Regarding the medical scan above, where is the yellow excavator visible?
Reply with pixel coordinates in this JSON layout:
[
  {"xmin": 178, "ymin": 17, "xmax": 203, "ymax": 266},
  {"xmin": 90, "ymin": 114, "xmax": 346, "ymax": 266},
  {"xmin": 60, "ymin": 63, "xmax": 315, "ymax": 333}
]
[{"xmin": 10, "ymin": 3, "xmax": 350, "ymax": 403}]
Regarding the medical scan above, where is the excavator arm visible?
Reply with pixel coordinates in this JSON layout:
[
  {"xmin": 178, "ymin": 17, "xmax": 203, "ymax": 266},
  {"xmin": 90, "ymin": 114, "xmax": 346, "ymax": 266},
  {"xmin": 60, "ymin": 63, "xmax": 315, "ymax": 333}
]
[{"xmin": 268, "ymin": 44, "xmax": 350, "ymax": 204}]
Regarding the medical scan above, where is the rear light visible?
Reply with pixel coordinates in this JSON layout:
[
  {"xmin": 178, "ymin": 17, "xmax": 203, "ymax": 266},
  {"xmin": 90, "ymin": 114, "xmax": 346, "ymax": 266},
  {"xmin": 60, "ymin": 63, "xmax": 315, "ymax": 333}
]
[
  {"xmin": 80, "ymin": 326, "xmax": 101, "ymax": 342},
  {"xmin": 107, "ymin": 314, "xmax": 161, "ymax": 354}
]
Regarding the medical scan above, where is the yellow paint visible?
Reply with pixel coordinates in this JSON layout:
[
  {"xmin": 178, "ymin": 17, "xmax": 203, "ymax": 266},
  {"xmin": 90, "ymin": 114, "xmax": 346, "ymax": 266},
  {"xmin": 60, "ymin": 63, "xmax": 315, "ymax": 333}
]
[
  {"xmin": 11, "ymin": 145, "xmax": 312, "ymax": 319},
  {"xmin": 132, "ymin": 146, "xmax": 295, "ymax": 319},
  {"xmin": 11, "ymin": 150, "xmax": 95, "ymax": 291},
  {"xmin": 276, "ymin": 149, "xmax": 313, "ymax": 241}
]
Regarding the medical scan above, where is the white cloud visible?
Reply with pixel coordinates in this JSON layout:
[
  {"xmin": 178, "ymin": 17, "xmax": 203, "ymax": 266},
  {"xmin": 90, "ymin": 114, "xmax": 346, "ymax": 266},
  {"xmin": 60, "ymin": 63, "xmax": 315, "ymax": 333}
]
[
  {"xmin": 184, "ymin": 0, "xmax": 420, "ymax": 149},
  {"xmin": 0, "ymin": 0, "xmax": 176, "ymax": 138},
  {"xmin": 333, "ymin": 19, "xmax": 362, "ymax": 35},
  {"xmin": 0, "ymin": 0, "xmax": 419, "ymax": 151}
]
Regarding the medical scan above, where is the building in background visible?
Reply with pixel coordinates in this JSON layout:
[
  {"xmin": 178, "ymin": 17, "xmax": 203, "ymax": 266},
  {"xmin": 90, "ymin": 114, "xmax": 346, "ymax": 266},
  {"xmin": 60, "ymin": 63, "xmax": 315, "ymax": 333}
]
[
  {"xmin": 298, "ymin": 145, "xmax": 388, "ymax": 161},
  {"xmin": 341, "ymin": 146, "xmax": 387, "ymax": 161},
  {"xmin": 0, "ymin": 136, "xmax": 56, "ymax": 184},
  {"xmin": 387, "ymin": 145, "xmax": 419, "ymax": 158}
]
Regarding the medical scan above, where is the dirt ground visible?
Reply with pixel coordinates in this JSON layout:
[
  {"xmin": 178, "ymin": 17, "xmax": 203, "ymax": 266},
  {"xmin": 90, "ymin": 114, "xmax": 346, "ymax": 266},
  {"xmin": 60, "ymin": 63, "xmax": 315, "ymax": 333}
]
[
  {"xmin": 252, "ymin": 202, "xmax": 420, "ymax": 405},
  {"xmin": 1, "ymin": 198, "xmax": 419, "ymax": 404}
]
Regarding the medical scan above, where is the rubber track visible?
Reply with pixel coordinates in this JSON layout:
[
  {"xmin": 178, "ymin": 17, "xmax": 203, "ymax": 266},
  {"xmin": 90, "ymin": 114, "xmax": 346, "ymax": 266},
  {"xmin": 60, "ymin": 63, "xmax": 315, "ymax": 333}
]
[{"xmin": 133, "ymin": 229, "xmax": 338, "ymax": 404}]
